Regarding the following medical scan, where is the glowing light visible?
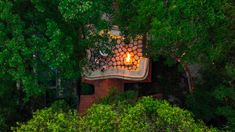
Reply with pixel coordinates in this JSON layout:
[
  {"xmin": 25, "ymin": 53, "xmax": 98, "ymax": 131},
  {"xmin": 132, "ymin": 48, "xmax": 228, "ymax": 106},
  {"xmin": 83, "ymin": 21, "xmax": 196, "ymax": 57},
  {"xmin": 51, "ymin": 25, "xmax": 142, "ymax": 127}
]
[
  {"xmin": 126, "ymin": 53, "xmax": 131, "ymax": 62},
  {"xmin": 124, "ymin": 53, "xmax": 132, "ymax": 65}
]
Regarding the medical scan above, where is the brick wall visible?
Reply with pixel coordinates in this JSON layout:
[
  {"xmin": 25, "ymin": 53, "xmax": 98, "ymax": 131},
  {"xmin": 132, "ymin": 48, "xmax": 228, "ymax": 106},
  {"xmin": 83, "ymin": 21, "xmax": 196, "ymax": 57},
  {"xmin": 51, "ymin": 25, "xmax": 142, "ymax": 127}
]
[
  {"xmin": 79, "ymin": 79, "xmax": 124, "ymax": 114},
  {"xmin": 79, "ymin": 63, "xmax": 152, "ymax": 114},
  {"xmin": 79, "ymin": 95, "xmax": 96, "ymax": 114},
  {"xmin": 94, "ymin": 79, "xmax": 124, "ymax": 97}
]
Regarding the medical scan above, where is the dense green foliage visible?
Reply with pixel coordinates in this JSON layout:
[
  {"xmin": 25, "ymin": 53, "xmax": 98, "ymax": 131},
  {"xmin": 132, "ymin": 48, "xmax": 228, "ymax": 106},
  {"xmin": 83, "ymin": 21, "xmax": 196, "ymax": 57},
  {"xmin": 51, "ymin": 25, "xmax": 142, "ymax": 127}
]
[
  {"xmin": 0, "ymin": 0, "xmax": 234, "ymax": 131},
  {"xmin": 0, "ymin": 0, "xmax": 112, "ymax": 130},
  {"xmin": 115, "ymin": 0, "xmax": 235, "ymax": 130},
  {"xmin": 115, "ymin": 0, "xmax": 227, "ymax": 62},
  {"xmin": 12, "ymin": 100, "xmax": 79, "ymax": 132},
  {"xmin": 0, "ymin": 0, "xmax": 112, "ymax": 99},
  {"xmin": 185, "ymin": 3, "xmax": 235, "ymax": 129},
  {"xmin": 14, "ymin": 92, "xmax": 217, "ymax": 132}
]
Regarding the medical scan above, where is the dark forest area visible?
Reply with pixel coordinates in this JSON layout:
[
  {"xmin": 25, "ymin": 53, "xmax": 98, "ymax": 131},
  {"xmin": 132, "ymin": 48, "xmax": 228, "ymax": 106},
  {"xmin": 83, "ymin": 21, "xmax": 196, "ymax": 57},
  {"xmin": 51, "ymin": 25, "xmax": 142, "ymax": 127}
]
[{"xmin": 0, "ymin": 0, "xmax": 234, "ymax": 131}]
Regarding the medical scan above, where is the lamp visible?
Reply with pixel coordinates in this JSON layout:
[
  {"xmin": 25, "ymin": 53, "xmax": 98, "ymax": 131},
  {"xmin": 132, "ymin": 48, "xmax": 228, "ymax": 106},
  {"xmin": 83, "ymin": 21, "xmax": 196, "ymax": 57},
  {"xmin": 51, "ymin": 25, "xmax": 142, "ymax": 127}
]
[{"xmin": 124, "ymin": 53, "xmax": 132, "ymax": 65}]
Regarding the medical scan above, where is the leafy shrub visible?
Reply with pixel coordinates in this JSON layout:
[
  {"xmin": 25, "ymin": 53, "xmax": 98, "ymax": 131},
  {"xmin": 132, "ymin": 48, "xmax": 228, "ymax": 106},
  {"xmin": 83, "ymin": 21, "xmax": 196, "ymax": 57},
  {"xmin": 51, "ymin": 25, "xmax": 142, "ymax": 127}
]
[
  {"xmin": 79, "ymin": 104, "xmax": 117, "ymax": 131},
  {"xmin": 119, "ymin": 103, "xmax": 154, "ymax": 132},
  {"xmin": 13, "ymin": 100, "xmax": 79, "ymax": 132},
  {"xmin": 97, "ymin": 89, "xmax": 138, "ymax": 113},
  {"xmin": 96, "ymin": 96, "xmax": 217, "ymax": 132},
  {"xmin": 98, "ymin": 88, "xmax": 138, "ymax": 105},
  {"xmin": 118, "ymin": 97, "xmax": 217, "ymax": 132},
  {"xmin": 139, "ymin": 97, "xmax": 217, "ymax": 132},
  {"xmin": 14, "ymin": 94, "xmax": 217, "ymax": 132}
]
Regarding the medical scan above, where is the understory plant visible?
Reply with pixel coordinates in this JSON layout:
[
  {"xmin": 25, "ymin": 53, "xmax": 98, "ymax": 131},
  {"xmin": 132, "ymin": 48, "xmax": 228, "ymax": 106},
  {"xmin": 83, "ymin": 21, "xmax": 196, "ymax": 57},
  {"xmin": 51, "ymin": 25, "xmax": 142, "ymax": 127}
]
[{"xmin": 14, "ymin": 91, "xmax": 217, "ymax": 132}]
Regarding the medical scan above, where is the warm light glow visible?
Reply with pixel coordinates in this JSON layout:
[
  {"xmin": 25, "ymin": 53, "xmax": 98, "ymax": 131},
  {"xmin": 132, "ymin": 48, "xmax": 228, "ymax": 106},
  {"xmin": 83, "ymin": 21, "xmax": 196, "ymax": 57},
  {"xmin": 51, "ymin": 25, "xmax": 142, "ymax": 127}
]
[
  {"xmin": 126, "ymin": 53, "xmax": 131, "ymax": 62},
  {"xmin": 124, "ymin": 53, "xmax": 132, "ymax": 65}
]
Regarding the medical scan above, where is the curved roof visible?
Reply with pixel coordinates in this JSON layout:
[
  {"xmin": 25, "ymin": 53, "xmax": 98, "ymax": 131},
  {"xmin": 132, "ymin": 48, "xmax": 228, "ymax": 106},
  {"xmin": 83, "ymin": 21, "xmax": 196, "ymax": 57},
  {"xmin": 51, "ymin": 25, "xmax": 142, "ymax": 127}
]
[{"xmin": 84, "ymin": 58, "xmax": 149, "ymax": 81}]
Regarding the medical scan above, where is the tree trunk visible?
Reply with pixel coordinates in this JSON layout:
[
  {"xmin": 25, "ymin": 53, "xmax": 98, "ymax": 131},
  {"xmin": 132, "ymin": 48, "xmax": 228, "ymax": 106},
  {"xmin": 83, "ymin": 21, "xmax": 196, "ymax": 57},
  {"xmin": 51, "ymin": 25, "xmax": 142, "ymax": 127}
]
[{"xmin": 182, "ymin": 63, "xmax": 194, "ymax": 93}]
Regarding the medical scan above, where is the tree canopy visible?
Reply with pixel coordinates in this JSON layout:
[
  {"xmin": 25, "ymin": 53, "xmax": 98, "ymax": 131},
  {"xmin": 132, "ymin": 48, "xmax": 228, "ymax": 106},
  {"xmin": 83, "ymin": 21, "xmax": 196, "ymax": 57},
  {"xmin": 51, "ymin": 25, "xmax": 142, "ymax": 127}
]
[
  {"xmin": 0, "ymin": 0, "xmax": 234, "ymax": 131},
  {"xmin": 14, "ymin": 93, "xmax": 217, "ymax": 132},
  {"xmin": 0, "ymin": 0, "xmax": 112, "ymax": 130},
  {"xmin": 0, "ymin": 0, "xmax": 113, "ymax": 99},
  {"xmin": 114, "ymin": 0, "xmax": 235, "ymax": 130}
]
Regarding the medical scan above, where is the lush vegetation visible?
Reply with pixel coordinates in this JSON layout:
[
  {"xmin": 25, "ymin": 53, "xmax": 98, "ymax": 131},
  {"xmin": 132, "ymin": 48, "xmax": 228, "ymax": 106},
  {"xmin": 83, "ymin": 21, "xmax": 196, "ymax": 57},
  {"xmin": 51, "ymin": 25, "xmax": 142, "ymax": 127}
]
[
  {"xmin": 115, "ymin": 0, "xmax": 235, "ymax": 130},
  {"xmin": 0, "ymin": 0, "xmax": 234, "ymax": 131},
  {"xmin": 0, "ymin": 0, "xmax": 112, "ymax": 130},
  {"xmin": 14, "ymin": 91, "xmax": 217, "ymax": 132},
  {"xmin": 12, "ymin": 101, "xmax": 79, "ymax": 132}
]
